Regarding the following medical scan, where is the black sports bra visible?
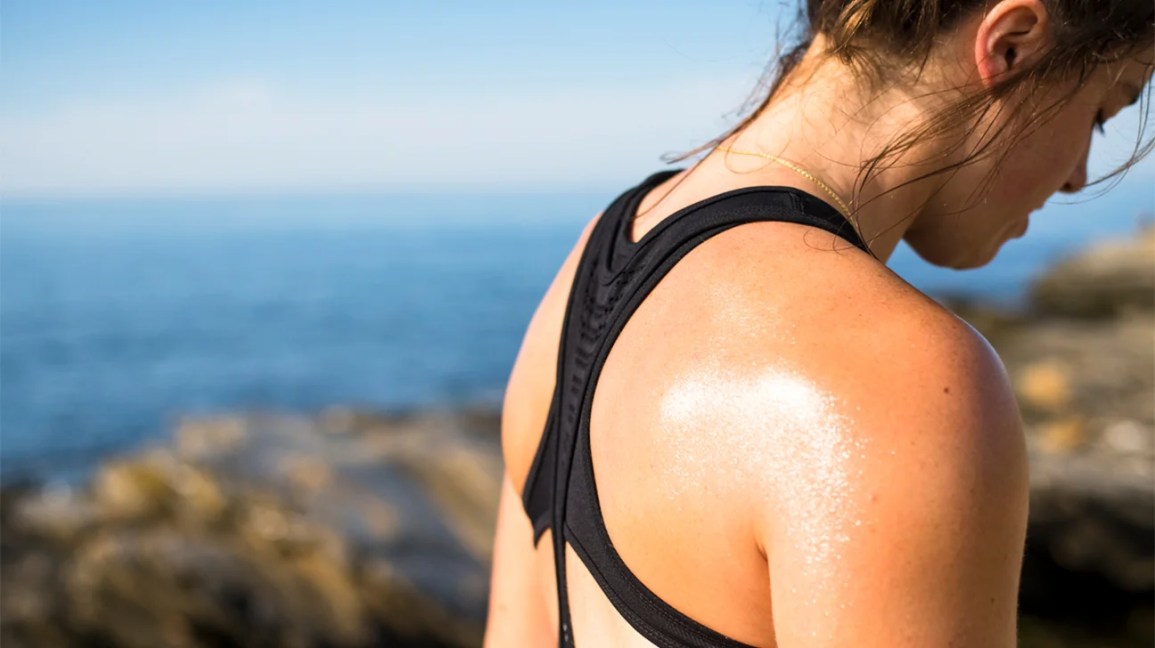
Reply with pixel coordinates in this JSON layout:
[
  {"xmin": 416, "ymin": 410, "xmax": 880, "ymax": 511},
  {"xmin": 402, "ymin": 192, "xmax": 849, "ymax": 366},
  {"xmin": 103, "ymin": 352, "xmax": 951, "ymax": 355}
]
[{"xmin": 520, "ymin": 168, "xmax": 870, "ymax": 647}]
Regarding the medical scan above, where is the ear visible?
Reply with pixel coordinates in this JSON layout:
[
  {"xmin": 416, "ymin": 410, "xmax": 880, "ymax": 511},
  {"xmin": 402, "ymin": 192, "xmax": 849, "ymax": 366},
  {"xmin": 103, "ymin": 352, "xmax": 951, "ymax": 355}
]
[{"xmin": 974, "ymin": 0, "xmax": 1050, "ymax": 86}]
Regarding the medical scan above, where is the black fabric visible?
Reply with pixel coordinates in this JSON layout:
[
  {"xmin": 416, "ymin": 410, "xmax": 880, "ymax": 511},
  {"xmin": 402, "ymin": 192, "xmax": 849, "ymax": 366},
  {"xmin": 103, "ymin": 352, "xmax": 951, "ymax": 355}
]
[{"xmin": 520, "ymin": 168, "xmax": 870, "ymax": 647}]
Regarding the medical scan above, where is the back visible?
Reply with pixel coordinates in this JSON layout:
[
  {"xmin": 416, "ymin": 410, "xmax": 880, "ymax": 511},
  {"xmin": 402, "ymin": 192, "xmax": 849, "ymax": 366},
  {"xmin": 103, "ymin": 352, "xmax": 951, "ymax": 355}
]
[{"xmin": 491, "ymin": 168, "xmax": 1028, "ymax": 647}]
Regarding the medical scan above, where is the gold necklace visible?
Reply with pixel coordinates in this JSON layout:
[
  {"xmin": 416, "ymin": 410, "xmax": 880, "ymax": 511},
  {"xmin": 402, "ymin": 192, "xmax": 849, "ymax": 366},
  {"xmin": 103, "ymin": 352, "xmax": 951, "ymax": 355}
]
[{"xmin": 714, "ymin": 146, "xmax": 852, "ymax": 217}]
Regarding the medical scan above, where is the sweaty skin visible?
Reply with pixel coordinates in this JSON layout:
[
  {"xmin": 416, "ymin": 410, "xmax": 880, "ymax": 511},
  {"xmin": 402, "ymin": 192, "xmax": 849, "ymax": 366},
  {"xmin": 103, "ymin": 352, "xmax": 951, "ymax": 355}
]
[
  {"xmin": 485, "ymin": 1, "xmax": 1150, "ymax": 644},
  {"xmin": 658, "ymin": 363, "xmax": 872, "ymax": 643},
  {"xmin": 487, "ymin": 199, "xmax": 1027, "ymax": 647},
  {"xmin": 659, "ymin": 365, "xmax": 866, "ymax": 573}
]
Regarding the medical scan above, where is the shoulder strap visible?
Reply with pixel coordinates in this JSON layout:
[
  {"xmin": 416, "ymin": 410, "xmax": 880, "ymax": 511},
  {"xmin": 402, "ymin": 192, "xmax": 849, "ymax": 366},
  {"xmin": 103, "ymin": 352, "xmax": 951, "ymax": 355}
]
[{"xmin": 528, "ymin": 169, "xmax": 870, "ymax": 647}]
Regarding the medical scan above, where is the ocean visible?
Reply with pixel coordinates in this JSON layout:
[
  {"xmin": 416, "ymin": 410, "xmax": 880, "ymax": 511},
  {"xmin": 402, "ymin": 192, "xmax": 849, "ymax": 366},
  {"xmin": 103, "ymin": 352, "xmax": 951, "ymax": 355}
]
[{"xmin": 2, "ymin": 182, "xmax": 1152, "ymax": 482}]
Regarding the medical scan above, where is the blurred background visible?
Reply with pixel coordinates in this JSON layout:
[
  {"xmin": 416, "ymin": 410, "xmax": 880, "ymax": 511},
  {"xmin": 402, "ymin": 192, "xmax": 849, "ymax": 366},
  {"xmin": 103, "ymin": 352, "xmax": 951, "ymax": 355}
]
[{"xmin": 1, "ymin": 2, "xmax": 1152, "ymax": 647}]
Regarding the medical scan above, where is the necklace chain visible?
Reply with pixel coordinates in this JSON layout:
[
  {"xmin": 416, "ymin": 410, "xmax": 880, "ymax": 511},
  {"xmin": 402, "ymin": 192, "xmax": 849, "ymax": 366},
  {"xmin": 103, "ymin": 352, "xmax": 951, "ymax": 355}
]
[{"xmin": 714, "ymin": 146, "xmax": 852, "ymax": 217}]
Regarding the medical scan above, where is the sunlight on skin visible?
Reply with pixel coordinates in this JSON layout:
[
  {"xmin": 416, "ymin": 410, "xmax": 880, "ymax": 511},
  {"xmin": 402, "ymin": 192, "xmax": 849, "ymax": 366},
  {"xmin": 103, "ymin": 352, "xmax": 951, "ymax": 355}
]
[{"xmin": 658, "ymin": 362, "xmax": 880, "ymax": 639}]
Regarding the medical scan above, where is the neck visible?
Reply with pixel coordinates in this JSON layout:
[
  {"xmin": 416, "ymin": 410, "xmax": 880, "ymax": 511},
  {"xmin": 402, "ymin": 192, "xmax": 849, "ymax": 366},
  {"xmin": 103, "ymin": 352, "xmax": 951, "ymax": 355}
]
[{"xmin": 711, "ymin": 40, "xmax": 969, "ymax": 262}]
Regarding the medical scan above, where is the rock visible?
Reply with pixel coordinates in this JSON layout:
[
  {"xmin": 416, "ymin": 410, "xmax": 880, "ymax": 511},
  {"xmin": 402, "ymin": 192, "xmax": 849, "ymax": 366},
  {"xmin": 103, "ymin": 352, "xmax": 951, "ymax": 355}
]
[
  {"xmin": 175, "ymin": 416, "xmax": 246, "ymax": 460},
  {"xmin": 1030, "ymin": 227, "xmax": 1155, "ymax": 318},
  {"xmin": 11, "ymin": 483, "xmax": 96, "ymax": 543},
  {"xmin": 991, "ymin": 313, "xmax": 1155, "ymax": 433},
  {"xmin": 92, "ymin": 452, "xmax": 180, "ymax": 522},
  {"xmin": 62, "ymin": 527, "xmax": 370, "ymax": 648},
  {"xmin": 1, "ymin": 409, "xmax": 502, "ymax": 647},
  {"xmin": 1016, "ymin": 360, "xmax": 1074, "ymax": 413},
  {"xmin": 171, "ymin": 463, "xmax": 230, "ymax": 523},
  {"xmin": 1102, "ymin": 419, "xmax": 1151, "ymax": 454},
  {"xmin": 1029, "ymin": 449, "xmax": 1154, "ymax": 586},
  {"xmin": 278, "ymin": 454, "xmax": 334, "ymax": 492},
  {"xmin": 1035, "ymin": 417, "xmax": 1087, "ymax": 455}
]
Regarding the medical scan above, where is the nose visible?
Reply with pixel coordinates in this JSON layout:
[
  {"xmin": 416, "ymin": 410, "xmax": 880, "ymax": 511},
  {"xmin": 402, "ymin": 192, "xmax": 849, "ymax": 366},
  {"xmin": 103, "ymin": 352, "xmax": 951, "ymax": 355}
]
[{"xmin": 1059, "ymin": 135, "xmax": 1091, "ymax": 194}]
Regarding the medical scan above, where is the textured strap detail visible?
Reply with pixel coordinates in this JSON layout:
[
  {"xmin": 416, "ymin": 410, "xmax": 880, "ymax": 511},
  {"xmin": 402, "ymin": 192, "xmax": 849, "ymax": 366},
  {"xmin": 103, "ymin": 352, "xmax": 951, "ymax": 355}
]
[{"xmin": 519, "ymin": 168, "xmax": 868, "ymax": 647}]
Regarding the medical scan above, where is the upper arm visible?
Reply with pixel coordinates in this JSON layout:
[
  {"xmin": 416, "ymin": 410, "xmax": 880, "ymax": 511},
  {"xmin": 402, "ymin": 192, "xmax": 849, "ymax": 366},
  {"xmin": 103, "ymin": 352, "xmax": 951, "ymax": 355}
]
[
  {"xmin": 756, "ymin": 315, "xmax": 1029, "ymax": 647},
  {"xmin": 483, "ymin": 472, "xmax": 553, "ymax": 648},
  {"xmin": 486, "ymin": 211, "xmax": 605, "ymax": 647}
]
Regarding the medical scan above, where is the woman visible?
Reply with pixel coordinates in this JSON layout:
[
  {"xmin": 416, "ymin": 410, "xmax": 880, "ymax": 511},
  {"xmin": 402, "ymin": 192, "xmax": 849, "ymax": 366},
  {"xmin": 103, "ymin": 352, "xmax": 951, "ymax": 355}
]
[{"xmin": 486, "ymin": 1, "xmax": 1153, "ymax": 646}]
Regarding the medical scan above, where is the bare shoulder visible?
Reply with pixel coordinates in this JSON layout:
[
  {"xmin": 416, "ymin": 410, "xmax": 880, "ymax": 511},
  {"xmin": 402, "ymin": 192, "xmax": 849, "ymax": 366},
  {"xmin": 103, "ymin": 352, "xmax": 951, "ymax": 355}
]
[
  {"xmin": 697, "ymin": 220, "xmax": 1023, "ymax": 444},
  {"xmin": 635, "ymin": 220, "xmax": 1027, "ymax": 489},
  {"xmin": 692, "ymin": 227, "xmax": 1029, "ymax": 646}
]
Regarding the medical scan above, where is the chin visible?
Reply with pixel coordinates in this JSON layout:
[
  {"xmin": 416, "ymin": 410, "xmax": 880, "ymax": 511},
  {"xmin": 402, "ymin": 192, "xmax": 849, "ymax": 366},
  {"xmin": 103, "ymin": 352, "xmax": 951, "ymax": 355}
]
[{"xmin": 906, "ymin": 238, "xmax": 1001, "ymax": 270}]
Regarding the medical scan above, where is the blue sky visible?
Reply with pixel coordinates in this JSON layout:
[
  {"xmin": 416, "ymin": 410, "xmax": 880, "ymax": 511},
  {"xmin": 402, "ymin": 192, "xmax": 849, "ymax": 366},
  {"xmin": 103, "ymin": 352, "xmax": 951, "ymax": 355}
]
[{"xmin": 2, "ymin": 1, "xmax": 1151, "ymax": 198}]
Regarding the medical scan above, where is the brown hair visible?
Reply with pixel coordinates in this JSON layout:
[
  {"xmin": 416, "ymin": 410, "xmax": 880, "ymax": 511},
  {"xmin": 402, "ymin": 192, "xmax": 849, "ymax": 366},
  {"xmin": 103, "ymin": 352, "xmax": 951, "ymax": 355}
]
[{"xmin": 665, "ymin": 0, "xmax": 1155, "ymax": 214}]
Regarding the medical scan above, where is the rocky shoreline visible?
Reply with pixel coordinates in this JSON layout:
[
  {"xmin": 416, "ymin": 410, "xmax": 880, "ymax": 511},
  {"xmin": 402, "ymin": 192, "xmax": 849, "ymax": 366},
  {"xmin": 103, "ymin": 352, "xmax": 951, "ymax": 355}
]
[
  {"xmin": 2, "ymin": 407, "xmax": 505, "ymax": 648},
  {"xmin": 3, "ymin": 229, "xmax": 1153, "ymax": 647}
]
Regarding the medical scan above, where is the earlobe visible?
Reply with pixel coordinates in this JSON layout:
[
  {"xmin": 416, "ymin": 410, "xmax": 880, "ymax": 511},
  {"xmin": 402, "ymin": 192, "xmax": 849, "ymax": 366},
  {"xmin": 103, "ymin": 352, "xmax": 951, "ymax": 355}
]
[{"xmin": 974, "ymin": 0, "xmax": 1049, "ymax": 86}]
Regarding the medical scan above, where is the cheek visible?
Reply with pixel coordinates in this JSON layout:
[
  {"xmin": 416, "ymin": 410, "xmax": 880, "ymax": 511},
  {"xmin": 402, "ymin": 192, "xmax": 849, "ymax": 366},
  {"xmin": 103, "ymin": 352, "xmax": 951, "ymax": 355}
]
[
  {"xmin": 980, "ymin": 159, "xmax": 1045, "ymax": 219},
  {"xmin": 995, "ymin": 122, "xmax": 1085, "ymax": 204},
  {"xmin": 1023, "ymin": 109, "xmax": 1093, "ymax": 185}
]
